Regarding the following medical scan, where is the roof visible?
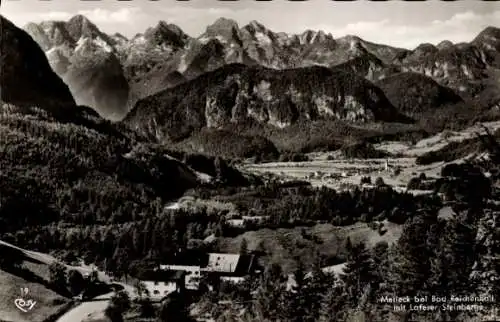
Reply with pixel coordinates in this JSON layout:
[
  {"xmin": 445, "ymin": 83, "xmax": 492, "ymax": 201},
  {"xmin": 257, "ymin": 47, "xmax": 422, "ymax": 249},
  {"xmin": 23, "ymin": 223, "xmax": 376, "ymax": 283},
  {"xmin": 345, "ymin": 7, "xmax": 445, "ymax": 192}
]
[
  {"xmin": 233, "ymin": 254, "xmax": 256, "ymax": 275},
  {"xmin": 203, "ymin": 253, "xmax": 256, "ymax": 276},
  {"xmin": 160, "ymin": 251, "xmax": 258, "ymax": 276},
  {"xmin": 204, "ymin": 253, "xmax": 240, "ymax": 273},
  {"xmin": 162, "ymin": 250, "xmax": 209, "ymax": 267},
  {"xmin": 136, "ymin": 269, "xmax": 185, "ymax": 282}
]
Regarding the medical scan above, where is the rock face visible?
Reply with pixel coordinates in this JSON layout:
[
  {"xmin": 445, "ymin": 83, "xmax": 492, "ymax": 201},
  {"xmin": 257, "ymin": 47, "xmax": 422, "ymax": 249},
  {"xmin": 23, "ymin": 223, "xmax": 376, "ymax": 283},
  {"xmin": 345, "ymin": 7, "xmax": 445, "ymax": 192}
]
[
  {"xmin": 392, "ymin": 27, "xmax": 500, "ymax": 98},
  {"xmin": 24, "ymin": 15, "xmax": 129, "ymax": 120},
  {"xmin": 123, "ymin": 64, "xmax": 409, "ymax": 142},
  {"xmin": 0, "ymin": 15, "xmax": 76, "ymax": 112},
  {"xmin": 376, "ymin": 72, "xmax": 463, "ymax": 117}
]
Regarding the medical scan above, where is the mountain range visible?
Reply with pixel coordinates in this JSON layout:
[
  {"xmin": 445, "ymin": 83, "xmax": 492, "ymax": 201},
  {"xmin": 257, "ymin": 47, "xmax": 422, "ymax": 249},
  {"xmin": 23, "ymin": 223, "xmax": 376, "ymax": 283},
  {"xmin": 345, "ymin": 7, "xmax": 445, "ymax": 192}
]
[
  {"xmin": 1, "ymin": 14, "xmax": 496, "ymax": 158},
  {"xmin": 22, "ymin": 15, "xmax": 500, "ymax": 121}
]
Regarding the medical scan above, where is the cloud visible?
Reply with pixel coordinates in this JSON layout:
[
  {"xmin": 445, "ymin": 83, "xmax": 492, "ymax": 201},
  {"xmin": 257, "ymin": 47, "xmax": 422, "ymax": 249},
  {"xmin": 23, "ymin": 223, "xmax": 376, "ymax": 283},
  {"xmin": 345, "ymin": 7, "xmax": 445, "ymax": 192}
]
[
  {"xmin": 38, "ymin": 11, "xmax": 73, "ymax": 21},
  {"xmin": 77, "ymin": 8, "xmax": 144, "ymax": 24},
  {"xmin": 2, "ymin": 0, "xmax": 499, "ymax": 48},
  {"xmin": 342, "ymin": 19, "xmax": 390, "ymax": 34},
  {"xmin": 309, "ymin": 10, "xmax": 500, "ymax": 49},
  {"xmin": 159, "ymin": 6, "xmax": 246, "ymax": 24},
  {"xmin": 2, "ymin": 7, "xmax": 146, "ymax": 28}
]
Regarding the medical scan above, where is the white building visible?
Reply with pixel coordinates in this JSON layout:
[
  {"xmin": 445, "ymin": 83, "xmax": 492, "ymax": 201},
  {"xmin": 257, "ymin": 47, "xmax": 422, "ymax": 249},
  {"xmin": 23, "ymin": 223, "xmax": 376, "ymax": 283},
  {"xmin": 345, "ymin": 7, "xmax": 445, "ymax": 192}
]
[
  {"xmin": 143, "ymin": 280, "xmax": 179, "ymax": 300},
  {"xmin": 137, "ymin": 270, "xmax": 185, "ymax": 300},
  {"xmin": 159, "ymin": 264, "xmax": 201, "ymax": 290}
]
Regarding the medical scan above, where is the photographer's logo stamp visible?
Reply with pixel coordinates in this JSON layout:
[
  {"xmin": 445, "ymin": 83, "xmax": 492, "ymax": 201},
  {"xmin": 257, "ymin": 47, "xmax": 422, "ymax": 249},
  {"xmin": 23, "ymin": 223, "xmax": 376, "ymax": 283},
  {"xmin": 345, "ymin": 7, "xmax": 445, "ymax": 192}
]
[{"xmin": 14, "ymin": 287, "xmax": 36, "ymax": 313}]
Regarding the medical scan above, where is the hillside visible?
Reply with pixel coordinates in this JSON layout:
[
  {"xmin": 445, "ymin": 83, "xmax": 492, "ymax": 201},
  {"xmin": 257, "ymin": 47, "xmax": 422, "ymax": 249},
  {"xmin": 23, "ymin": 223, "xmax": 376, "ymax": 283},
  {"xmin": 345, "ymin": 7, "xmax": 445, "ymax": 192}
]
[
  {"xmin": 23, "ymin": 15, "xmax": 130, "ymax": 120},
  {"xmin": 1, "ymin": 16, "xmax": 76, "ymax": 113},
  {"xmin": 396, "ymin": 28, "xmax": 500, "ymax": 100},
  {"xmin": 216, "ymin": 222, "xmax": 403, "ymax": 274},
  {"xmin": 0, "ymin": 243, "xmax": 71, "ymax": 322},
  {"xmin": 0, "ymin": 267, "xmax": 69, "ymax": 322},
  {"xmin": 0, "ymin": 15, "xmax": 212, "ymax": 238},
  {"xmin": 375, "ymin": 72, "xmax": 463, "ymax": 117},
  {"xmin": 124, "ymin": 63, "xmax": 410, "ymax": 144}
]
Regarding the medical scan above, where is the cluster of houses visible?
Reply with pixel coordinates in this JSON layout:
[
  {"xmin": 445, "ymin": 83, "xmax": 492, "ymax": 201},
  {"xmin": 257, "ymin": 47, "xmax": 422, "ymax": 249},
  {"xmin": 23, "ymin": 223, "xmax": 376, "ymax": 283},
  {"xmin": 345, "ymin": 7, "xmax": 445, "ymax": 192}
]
[
  {"xmin": 304, "ymin": 160, "xmax": 401, "ymax": 182},
  {"xmin": 227, "ymin": 215, "xmax": 270, "ymax": 228},
  {"xmin": 136, "ymin": 250, "xmax": 260, "ymax": 300}
]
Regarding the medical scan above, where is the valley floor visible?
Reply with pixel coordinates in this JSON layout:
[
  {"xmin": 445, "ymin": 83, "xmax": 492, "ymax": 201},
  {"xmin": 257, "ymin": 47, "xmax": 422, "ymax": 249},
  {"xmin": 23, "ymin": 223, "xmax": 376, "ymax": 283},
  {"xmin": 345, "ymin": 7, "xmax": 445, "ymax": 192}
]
[{"xmin": 244, "ymin": 120, "xmax": 500, "ymax": 194}]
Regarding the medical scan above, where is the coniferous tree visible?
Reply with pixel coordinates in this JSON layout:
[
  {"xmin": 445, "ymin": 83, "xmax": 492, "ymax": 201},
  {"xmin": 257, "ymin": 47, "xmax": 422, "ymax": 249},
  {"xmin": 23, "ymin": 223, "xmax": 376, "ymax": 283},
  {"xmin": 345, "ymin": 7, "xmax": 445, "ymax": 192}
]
[
  {"xmin": 318, "ymin": 273, "xmax": 348, "ymax": 322},
  {"xmin": 430, "ymin": 218, "xmax": 476, "ymax": 295},
  {"xmin": 284, "ymin": 261, "xmax": 310, "ymax": 322},
  {"xmin": 139, "ymin": 295, "xmax": 155, "ymax": 318},
  {"xmin": 67, "ymin": 269, "xmax": 85, "ymax": 296},
  {"xmin": 49, "ymin": 262, "xmax": 68, "ymax": 292},
  {"xmin": 253, "ymin": 263, "xmax": 288, "ymax": 321},
  {"xmin": 157, "ymin": 292, "xmax": 192, "ymax": 322},
  {"xmin": 389, "ymin": 213, "xmax": 436, "ymax": 297},
  {"xmin": 302, "ymin": 259, "xmax": 332, "ymax": 321},
  {"xmin": 340, "ymin": 239, "xmax": 376, "ymax": 307},
  {"xmin": 239, "ymin": 238, "xmax": 249, "ymax": 255},
  {"xmin": 104, "ymin": 304, "xmax": 124, "ymax": 322}
]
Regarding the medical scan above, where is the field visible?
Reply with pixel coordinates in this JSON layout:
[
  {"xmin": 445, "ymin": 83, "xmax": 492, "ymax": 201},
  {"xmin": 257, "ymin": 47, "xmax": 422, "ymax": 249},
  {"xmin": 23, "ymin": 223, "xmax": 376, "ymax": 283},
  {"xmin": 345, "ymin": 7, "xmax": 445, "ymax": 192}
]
[
  {"xmin": 216, "ymin": 220, "xmax": 402, "ymax": 274},
  {"xmin": 244, "ymin": 120, "xmax": 500, "ymax": 194}
]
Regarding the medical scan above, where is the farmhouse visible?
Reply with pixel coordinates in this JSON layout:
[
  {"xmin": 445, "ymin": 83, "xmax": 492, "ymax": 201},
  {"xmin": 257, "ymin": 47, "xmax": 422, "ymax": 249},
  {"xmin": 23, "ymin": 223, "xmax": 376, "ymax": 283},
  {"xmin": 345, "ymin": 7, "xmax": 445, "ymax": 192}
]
[
  {"xmin": 136, "ymin": 270, "xmax": 186, "ymax": 300},
  {"xmin": 159, "ymin": 250, "xmax": 205, "ymax": 290},
  {"xmin": 159, "ymin": 251, "xmax": 259, "ymax": 289}
]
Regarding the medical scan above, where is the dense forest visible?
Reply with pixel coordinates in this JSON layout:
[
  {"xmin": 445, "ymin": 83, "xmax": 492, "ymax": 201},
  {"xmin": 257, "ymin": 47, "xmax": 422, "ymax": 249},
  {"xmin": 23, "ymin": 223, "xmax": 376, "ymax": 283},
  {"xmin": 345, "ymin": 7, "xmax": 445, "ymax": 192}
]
[{"xmin": 189, "ymin": 160, "xmax": 499, "ymax": 322}]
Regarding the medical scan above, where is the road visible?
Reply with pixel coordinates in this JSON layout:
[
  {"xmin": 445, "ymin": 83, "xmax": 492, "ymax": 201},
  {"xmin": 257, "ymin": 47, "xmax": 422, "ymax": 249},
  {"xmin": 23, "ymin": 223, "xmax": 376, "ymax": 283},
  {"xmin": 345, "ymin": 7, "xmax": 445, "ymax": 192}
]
[
  {"xmin": 55, "ymin": 295, "xmax": 111, "ymax": 322},
  {"xmin": 0, "ymin": 240, "xmax": 136, "ymax": 322},
  {"xmin": 55, "ymin": 282, "xmax": 136, "ymax": 322}
]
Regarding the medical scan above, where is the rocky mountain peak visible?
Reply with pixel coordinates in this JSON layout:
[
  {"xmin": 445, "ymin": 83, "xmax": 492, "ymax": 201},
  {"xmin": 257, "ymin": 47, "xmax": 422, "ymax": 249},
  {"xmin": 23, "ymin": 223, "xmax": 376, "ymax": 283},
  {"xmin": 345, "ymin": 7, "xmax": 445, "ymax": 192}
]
[
  {"xmin": 412, "ymin": 43, "xmax": 438, "ymax": 57},
  {"xmin": 113, "ymin": 32, "xmax": 128, "ymax": 41},
  {"xmin": 66, "ymin": 14, "xmax": 102, "ymax": 40},
  {"xmin": 338, "ymin": 35, "xmax": 362, "ymax": 43},
  {"xmin": 299, "ymin": 30, "xmax": 334, "ymax": 46},
  {"xmin": 154, "ymin": 21, "xmax": 186, "ymax": 37},
  {"xmin": 209, "ymin": 17, "xmax": 240, "ymax": 31},
  {"xmin": 436, "ymin": 40, "xmax": 454, "ymax": 50},
  {"xmin": 200, "ymin": 18, "xmax": 242, "ymax": 46},
  {"xmin": 245, "ymin": 20, "xmax": 267, "ymax": 32},
  {"xmin": 1, "ymin": 15, "xmax": 76, "ymax": 113},
  {"xmin": 473, "ymin": 26, "xmax": 500, "ymax": 52},
  {"xmin": 25, "ymin": 21, "xmax": 76, "ymax": 50},
  {"xmin": 476, "ymin": 26, "xmax": 500, "ymax": 39},
  {"xmin": 144, "ymin": 20, "xmax": 189, "ymax": 48}
]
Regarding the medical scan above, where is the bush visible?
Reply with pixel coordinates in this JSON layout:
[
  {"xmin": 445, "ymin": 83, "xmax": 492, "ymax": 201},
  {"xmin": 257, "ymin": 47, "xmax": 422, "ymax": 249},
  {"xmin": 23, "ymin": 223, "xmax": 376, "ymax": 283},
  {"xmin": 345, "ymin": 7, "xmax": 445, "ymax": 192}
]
[
  {"xmin": 375, "ymin": 177, "xmax": 386, "ymax": 187},
  {"xmin": 341, "ymin": 142, "xmax": 389, "ymax": 159},
  {"xmin": 360, "ymin": 176, "xmax": 372, "ymax": 185},
  {"xmin": 407, "ymin": 177, "xmax": 422, "ymax": 190},
  {"xmin": 279, "ymin": 152, "xmax": 310, "ymax": 162}
]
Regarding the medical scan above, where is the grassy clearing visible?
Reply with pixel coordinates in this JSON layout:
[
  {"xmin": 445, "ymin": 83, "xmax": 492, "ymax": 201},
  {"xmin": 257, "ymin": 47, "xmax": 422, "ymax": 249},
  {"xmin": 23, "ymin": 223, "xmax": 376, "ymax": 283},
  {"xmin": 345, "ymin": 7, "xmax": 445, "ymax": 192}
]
[
  {"xmin": 0, "ymin": 266, "xmax": 68, "ymax": 322},
  {"xmin": 216, "ymin": 221, "xmax": 402, "ymax": 274}
]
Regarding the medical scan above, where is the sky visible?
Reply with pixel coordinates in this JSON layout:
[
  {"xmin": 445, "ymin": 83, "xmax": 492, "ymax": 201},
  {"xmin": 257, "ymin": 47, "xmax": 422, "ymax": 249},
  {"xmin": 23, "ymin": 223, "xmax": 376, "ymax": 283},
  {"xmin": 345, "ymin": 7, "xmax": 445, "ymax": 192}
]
[{"xmin": 1, "ymin": 0, "xmax": 499, "ymax": 49}]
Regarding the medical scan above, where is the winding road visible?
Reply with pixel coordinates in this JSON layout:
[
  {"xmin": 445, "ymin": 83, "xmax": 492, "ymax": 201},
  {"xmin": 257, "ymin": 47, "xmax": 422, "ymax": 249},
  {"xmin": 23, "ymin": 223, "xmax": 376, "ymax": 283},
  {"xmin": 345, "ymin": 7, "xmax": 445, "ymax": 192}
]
[
  {"xmin": 55, "ymin": 297, "xmax": 111, "ymax": 322},
  {"xmin": 0, "ymin": 240, "xmax": 135, "ymax": 322}
]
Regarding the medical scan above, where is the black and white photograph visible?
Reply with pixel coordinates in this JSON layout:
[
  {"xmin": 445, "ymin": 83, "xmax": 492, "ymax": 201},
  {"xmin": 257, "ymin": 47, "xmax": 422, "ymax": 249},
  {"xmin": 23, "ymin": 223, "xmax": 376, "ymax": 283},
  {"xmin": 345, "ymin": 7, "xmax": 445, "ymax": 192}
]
[{"xmin": 0, "ymin": 0, "xmax": 499, "ymax": 321}]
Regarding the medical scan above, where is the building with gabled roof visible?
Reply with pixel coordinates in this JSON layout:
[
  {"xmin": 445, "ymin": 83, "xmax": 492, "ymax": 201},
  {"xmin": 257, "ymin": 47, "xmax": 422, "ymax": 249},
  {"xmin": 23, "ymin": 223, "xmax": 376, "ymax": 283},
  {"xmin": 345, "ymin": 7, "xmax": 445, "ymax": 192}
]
[
  {"xmin": 136, "ymin": 269, "xmax": 185, "ymax": 300},
  {"xmin": 158, "ymin": 251, "xmax": 259, "ymax": 289}
]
